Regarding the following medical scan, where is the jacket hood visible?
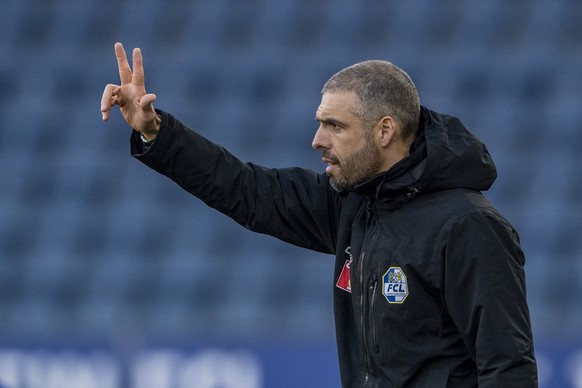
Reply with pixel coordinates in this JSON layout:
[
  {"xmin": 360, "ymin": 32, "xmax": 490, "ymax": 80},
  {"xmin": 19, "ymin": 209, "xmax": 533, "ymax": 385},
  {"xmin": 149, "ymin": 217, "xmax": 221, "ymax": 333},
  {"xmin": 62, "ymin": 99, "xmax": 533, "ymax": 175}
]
[{"xmin": 355, "ymin": 106, "xmax": 497, "ymax": 205}]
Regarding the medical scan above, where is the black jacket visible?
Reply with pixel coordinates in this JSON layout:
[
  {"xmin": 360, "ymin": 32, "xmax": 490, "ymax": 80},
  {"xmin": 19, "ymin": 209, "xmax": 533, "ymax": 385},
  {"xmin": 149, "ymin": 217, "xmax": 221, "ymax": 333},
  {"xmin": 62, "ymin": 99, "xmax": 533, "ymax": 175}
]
[{"xmin": 132, "ymin": 107, "xmax": 538, "ymax": 387}]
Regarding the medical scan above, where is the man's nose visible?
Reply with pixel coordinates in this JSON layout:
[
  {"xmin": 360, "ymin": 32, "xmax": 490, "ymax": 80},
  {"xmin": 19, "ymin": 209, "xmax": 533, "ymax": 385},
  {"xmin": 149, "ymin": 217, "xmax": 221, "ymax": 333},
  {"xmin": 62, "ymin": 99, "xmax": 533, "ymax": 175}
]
[{"xmin": 312, "ymin": 126, "xmax": 328, "ymax": 150}]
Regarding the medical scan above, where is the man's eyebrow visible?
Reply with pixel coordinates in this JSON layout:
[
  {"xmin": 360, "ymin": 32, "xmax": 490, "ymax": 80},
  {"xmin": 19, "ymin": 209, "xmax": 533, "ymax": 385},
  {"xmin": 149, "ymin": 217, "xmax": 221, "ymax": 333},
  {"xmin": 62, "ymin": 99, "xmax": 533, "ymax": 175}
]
[{"xmin": 315, "ymin": 116, "xmax": 347, "ymax": 127}]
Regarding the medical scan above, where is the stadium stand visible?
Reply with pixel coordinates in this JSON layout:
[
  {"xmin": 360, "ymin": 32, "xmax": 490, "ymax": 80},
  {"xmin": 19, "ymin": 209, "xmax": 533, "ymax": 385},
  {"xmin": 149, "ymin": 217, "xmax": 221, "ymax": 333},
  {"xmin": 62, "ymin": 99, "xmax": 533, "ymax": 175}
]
[{"xmin": 0, "ymin": 0, "xmax": 581, "ymax": 346}]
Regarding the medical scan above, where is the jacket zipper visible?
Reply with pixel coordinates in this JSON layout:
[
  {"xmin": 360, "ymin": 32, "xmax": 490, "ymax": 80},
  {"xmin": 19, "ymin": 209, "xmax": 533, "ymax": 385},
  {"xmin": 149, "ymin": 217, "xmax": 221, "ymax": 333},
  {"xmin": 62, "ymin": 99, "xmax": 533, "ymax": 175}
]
[
  {"xmin": 359, "ymin": 198, "xmax": 378, "ymax": 386},
  {"xmin": 359, "ymin": 249, "xmax": 370, "ymax": 386}
]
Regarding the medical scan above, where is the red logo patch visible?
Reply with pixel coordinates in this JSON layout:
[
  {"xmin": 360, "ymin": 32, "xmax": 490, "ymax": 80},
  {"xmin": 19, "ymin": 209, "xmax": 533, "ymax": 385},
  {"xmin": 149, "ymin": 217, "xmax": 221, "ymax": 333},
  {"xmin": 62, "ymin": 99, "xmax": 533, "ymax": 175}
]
[{"xmin": 336, "ymin": 259, "xmax": 352, "ymax": 293}]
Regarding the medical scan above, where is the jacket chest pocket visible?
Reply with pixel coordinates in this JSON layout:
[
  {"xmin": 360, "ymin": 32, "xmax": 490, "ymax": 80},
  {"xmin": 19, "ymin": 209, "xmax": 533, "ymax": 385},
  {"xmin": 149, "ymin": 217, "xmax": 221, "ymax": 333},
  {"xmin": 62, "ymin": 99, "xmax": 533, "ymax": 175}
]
[
  {"xmin": 367, "ymin": 278, "xmax": 381, "ymax": 355},
  {"xmin": 359, "ymin": 248, "xmax": 396, "ymax": 356},
  {"xmin": 364, "ymin": 248, "xmax": 441, "ymax": 342}
]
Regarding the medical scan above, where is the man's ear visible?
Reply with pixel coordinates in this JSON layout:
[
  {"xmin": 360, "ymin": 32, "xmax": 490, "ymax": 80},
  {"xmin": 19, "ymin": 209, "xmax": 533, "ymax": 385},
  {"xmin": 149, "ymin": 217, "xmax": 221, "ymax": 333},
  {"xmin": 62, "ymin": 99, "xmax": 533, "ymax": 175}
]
[{"xmin": 377, "ymin": 116, "xmax": 398, "ymax": 148}]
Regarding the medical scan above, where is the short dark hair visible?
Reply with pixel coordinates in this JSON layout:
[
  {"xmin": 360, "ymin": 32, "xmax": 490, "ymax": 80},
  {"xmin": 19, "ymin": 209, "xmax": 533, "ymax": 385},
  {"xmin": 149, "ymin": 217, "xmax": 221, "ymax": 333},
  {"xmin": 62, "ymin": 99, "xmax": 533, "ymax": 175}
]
[{"xmin": 322, "ymin": 60, "xmax": 420, "ymax": 140}]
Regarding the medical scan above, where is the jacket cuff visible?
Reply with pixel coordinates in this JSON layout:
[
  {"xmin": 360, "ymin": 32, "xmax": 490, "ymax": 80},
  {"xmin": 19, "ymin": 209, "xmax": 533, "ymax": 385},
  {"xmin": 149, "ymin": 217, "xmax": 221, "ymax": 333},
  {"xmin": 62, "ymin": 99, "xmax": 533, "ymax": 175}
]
[{"xmin": 130, "ymin": 109, "xmax": 175, "ymax": 159}]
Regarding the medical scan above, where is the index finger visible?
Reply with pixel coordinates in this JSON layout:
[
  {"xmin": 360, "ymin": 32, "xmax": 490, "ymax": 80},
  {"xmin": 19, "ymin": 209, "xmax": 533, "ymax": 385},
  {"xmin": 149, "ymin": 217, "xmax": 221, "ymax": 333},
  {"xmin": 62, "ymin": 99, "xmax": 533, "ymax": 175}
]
[{"xmin": 115, "ymin": 42, "xmax": 132, "ymax": 85}]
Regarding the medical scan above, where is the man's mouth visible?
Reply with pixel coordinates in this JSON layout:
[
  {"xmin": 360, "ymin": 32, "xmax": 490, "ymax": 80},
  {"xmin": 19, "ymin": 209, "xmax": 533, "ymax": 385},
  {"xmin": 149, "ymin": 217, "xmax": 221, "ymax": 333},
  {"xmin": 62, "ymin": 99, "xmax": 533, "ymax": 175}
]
[{"xmin": 322, "ymin": 154, "xmax": 340, "ymax": 175}]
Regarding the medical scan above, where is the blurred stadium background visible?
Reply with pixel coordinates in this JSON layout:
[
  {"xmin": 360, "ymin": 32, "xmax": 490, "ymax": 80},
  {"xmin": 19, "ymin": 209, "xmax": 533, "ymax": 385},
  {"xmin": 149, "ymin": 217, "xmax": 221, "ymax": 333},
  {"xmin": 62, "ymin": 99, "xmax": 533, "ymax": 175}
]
[{"xmin": 0, "ymin": 0, "xmax": 581, "ymax": 387}]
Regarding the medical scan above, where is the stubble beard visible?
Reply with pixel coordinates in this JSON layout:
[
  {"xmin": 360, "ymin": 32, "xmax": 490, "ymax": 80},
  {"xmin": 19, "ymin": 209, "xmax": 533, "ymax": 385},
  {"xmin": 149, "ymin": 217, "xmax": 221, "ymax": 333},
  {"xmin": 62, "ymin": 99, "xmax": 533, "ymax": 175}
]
[{"xmin": 328, "ymin": 133, "xmax": 382, "ymax": 193}]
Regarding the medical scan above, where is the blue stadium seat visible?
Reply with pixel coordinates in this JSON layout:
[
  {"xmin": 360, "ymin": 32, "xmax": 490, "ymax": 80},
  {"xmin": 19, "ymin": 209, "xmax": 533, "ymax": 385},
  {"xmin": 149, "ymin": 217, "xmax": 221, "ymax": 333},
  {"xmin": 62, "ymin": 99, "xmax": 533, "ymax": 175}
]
[{"xmin": 0, "ymin": 0, "xmax": 581, "ymax": 344}]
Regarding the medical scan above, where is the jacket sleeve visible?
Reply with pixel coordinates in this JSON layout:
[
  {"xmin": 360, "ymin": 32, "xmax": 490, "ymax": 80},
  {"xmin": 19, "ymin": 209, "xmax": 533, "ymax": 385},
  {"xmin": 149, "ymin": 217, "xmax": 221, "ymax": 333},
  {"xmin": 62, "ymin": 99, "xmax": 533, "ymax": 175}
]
[
  {"xmin": 442, "ymin": 211, "xmax": 538, "ymax": 387},
  {"xmin": 130, "ymin": 110, "xmax": 339, "ymax": 254}
]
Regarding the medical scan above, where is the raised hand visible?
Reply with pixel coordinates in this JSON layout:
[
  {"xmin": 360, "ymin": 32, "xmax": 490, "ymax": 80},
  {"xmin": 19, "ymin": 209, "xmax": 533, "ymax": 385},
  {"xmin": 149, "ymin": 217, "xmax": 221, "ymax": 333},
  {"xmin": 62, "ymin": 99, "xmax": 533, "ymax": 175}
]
[{"xmin": 101, "ymin": 43, "xmax": 160, "ymax": 139}]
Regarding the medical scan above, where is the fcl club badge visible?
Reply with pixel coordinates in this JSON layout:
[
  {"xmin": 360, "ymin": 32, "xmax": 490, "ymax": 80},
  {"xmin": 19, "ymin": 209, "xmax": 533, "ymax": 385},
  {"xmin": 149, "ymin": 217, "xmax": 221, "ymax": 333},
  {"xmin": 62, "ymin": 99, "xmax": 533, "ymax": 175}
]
[{"xmin": 382, "ymin": 267, "xmax": 409, "ymax": 304}]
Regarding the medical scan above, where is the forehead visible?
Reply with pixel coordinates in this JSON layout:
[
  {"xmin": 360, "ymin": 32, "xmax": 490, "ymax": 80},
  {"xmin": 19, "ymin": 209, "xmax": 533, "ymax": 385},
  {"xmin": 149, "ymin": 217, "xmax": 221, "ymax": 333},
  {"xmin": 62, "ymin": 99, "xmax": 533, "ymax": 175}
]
[{"xmin": 316, "ymin": 91, "xmax": 360, "ymax": 121}]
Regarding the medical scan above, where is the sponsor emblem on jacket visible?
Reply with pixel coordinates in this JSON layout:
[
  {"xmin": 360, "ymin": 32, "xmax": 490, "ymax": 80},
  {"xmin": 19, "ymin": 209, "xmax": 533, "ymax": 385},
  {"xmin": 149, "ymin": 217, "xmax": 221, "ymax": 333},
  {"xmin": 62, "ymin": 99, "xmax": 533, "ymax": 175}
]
[
  {"xmin": 336, "ymin": 247, "xmax": 353, "ymax": 293},
  {"xmin": 382, "ymin": 267, "xmax": 408, "ymax": 304}
]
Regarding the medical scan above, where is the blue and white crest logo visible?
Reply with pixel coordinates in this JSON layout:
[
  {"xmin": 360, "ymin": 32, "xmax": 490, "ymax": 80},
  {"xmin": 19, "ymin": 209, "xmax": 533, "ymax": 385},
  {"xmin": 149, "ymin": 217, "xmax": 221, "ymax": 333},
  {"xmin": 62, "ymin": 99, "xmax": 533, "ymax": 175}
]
[{"xmin": 382, "ymin": 267, "xmax": 409, "ymax": 304}]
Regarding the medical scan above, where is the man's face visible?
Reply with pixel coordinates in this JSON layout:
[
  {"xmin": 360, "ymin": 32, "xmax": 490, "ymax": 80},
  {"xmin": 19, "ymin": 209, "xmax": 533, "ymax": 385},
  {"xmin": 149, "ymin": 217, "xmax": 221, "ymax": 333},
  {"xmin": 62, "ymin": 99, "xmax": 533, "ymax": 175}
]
[{"xmin": 313, "ymin": 91, "xmax": 382, "ymax": 192}]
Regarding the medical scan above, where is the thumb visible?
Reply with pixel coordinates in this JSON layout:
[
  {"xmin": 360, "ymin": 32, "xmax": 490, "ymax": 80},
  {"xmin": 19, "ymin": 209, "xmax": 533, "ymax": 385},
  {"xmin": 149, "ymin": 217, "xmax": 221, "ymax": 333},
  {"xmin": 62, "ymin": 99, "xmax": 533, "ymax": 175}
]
[{"xmin": 138, "ymin": 93, "xmax": 157, "ymax": 110}]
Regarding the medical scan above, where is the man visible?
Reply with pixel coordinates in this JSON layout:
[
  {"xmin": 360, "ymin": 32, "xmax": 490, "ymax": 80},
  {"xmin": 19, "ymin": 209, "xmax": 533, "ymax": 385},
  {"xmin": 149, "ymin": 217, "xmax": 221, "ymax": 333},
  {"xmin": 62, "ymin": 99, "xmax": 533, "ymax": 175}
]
[{"xmin": 101, "ymin": 43, "xmax": 538, "ymax": 387}]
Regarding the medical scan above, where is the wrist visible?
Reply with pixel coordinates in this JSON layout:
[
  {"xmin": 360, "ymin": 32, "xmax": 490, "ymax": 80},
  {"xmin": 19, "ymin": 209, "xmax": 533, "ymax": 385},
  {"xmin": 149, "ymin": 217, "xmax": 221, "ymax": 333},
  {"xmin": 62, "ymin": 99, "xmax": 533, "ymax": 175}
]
[{"xmin": 140, "ymin": 114, "xmax": 161, "ymax": 141}]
